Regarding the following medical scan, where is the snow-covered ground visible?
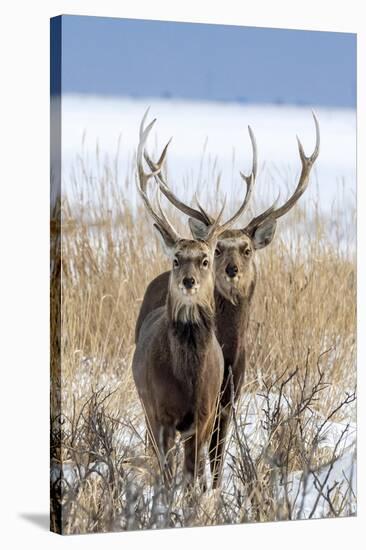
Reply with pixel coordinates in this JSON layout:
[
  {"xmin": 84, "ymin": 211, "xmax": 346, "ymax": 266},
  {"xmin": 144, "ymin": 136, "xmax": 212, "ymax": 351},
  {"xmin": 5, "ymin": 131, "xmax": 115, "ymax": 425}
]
[
  {"xmin": 59, "ymin": 95, "xmax": 356, "ymax": 213},
  {"xmin": 52, "ymin": 396, "xmax": 356, "ymax": 520},
  {"xmin": 54, "ymin": 354, "xmax": 356, "ymax": 520},
  {"xmin": 225, "ymin": 392, "xmax": 356, "ymax": 519}
]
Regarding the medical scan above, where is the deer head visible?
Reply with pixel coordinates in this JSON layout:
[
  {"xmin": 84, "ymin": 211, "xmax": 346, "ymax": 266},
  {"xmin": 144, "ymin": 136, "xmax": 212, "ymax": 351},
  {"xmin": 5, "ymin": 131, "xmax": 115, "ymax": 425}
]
[
  {"xmin": 144, "ymin": 113, "xmax": 320, "ymax": 304},
  {"xmin": 137, "ymin": 109, "xmax": 244, "ymax": 322}
]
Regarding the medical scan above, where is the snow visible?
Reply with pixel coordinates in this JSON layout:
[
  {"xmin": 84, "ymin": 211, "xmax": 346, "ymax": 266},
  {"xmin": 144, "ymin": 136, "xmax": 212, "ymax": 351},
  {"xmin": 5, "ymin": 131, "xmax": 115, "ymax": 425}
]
[
  {"xmin": 230, "ymin": 392, "xmax": 356, "ymax": 458},
  {"xmin": 222, "ymin": 391, "xmax": 356, "ymax": 518},
  {"xmin": 277, "ymin": 451, "xmax": 356, "ymax": 519},
  {"xmin": 68, "ymin": 354, "xmax": 126, "ymax": 401},
  {"xmin": 59, "ymin": 95, "xmax": 356, "ymax": 214}
]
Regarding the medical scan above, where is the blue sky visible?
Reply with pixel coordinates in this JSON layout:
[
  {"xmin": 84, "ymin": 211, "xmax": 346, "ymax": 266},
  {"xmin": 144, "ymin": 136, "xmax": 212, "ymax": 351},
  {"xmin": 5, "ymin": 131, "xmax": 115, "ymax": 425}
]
[{"xmin": 51, "ymin": 15, "xmax": 356, "ymax": 108}]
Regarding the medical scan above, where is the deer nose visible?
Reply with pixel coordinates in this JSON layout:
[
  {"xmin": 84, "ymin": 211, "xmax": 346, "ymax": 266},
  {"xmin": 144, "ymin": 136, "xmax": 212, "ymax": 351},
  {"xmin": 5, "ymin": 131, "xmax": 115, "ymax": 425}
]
[
  {"xmin": 182, "ymin": 276, "xmax": 196, "ymax": 289},
  {"xmin": 225, "ymin": 264, "xmax": 238, "ymax": 278}
]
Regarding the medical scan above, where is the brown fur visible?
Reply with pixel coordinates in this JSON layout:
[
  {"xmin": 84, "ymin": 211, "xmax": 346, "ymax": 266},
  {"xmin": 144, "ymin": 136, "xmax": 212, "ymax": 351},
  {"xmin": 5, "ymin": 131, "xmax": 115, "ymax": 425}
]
[
  {"xmin": 132, "ymin": 239, "xmax": 223, "ymax": 486},
  {"xmin": 135, "ymin": 229, "xmax": 260, "ymax": 487}
]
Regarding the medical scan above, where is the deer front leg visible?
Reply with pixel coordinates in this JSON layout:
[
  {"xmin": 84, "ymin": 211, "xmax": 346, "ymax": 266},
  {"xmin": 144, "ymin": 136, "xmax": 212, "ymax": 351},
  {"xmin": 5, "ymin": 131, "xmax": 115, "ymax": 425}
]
[
  {"xmin": 183, "ymin": 433, "xmax": 206, "ymax": 491},
  {"xmin": 148, "ymin": 421, "xmax": 176, "ymax": 486},
  {"xmin": 208, "ymin": 403, "xmax": 231, "ymax": 488},
  {"xmin": 209, "ymin": 362, "xmax": 243, "ymax": 488}
]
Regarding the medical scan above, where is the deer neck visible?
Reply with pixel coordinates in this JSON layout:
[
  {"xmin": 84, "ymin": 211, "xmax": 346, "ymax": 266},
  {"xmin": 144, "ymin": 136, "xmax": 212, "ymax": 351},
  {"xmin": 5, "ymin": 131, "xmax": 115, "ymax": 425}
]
[
  {"xmin": 214, "ymin": 280, "xmax": 255, "ymax": 360},
  {"xmin": 166, "ymin": 293, "xmax": 215, "ymax": 346},
  {"xmin": 166, "ymin": 293, "xmax": 215, "ymax": 401}
]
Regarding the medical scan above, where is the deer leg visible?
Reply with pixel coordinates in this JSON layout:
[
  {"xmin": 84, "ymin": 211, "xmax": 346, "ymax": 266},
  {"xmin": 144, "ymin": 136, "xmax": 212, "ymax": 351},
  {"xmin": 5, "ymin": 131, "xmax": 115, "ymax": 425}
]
[
  {"xmin": 208, "ymin": 404, "xmax": 231, "ymax": 489},
  {"xmin": 197, "ymin": 453, "xmax": 208, "ymax": 492},
  {"xmin": 183, "ymin": 433, "xmax": 205, "ymax": 490},
  {"xmin": 153, "ymin": 424, "xmax": 176, "ymax": 486},
  {"xmin": 209, "ymin": 363, "xmax": 244, "ymax": 488},
  {"xmin": 145, "ymin": 419, "xmax": 158, "ymax": 457},
  {"xmin": 163, "ymin": 426, "xmax": 176, "ymax": 485},
  {"xmin": 145, "ymin": 420, "xmax": 176, "ymax": 486}
]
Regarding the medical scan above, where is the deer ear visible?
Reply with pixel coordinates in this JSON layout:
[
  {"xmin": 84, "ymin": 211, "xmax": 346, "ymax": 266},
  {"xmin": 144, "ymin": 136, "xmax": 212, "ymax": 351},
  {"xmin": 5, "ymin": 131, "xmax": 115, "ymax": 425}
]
[
  {"xmin": 153, "ymin": 224, "xmax": 176, "ymax": 256},
  {"xmin": 251, "ymin": 218, "xmax": 277, "ymax": 249},
  {"xmin": 188, "ymin": 218, "xmax": 210, "ymax": 240}
]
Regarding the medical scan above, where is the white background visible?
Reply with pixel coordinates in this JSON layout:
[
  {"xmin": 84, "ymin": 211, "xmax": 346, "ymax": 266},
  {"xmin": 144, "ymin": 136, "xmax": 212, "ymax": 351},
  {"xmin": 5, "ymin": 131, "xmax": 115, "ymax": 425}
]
[{"xmin": 0, "ymin": 1, "xmax": 364, "ymax": 548}]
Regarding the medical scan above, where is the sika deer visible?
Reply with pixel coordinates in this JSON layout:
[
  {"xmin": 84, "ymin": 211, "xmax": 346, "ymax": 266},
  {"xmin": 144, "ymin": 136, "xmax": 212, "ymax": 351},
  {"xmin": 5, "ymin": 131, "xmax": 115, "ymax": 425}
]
[
  {"xmin": 135, "ymin": 114, "xmax": 320, "ymax": 487},
  {"xmin": 132, "ymin": 111, "xmax": 245, "ymax": 487}
]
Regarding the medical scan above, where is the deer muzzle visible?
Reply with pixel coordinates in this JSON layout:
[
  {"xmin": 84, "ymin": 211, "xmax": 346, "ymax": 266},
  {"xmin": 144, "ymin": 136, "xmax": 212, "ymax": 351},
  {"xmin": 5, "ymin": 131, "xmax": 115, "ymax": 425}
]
[{"xmin": 179, "ymin": 276, "xmax": 200, "ymax": 296}]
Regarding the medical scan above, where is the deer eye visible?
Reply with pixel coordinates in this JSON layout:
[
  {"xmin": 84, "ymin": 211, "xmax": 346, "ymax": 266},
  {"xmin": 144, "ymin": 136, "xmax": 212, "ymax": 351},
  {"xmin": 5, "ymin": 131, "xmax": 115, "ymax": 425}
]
[
  {"xmin": 215, "ymin": 248, "xmax": 221, "ymax": 257},
  {"xmin": 244, "ymin": 248, "xmax": 252, "ymax": 257},
  {"xmin": 173, "ymin": 258, "xmax": 179, "ymax": 268},
  {"xmin": 202, "ymin": 258, "xmax": 209, "ymax": 269}
]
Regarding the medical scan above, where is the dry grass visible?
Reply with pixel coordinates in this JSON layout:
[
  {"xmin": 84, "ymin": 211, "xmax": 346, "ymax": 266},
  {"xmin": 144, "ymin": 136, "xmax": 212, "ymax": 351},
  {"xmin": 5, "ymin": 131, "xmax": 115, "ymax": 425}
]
[{"xmin": 50, "ymin": 149, "xmax": 356, "ymax": 534}]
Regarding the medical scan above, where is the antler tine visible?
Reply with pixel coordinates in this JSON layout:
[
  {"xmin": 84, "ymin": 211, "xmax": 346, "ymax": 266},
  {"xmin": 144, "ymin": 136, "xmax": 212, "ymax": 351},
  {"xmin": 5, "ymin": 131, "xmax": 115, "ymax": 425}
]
[
  {"xmin": 194, "ymin": 193, "xmax": 215, "ymax": 225},
  {"xmin": 136, "ymin": 109, "xmax": 181, "ymax": 243},
  {"xmin": 244, "ymin": 113, "xmax": 320, "ymax": 234},
  {"xmin": 139, "ymin": 106, "xmax": 150, "ymax": 139},
  {"xmin": 143, "ymin": 138, "xmax": 173, "ymax": 180},
  {"xmin": 240, "ymin": 125, "xmax": 258, "ymax": 184},
  {"xmin": 244, "ymin": 191, "xmax": 281, "ymax": 234},
  {"xmin": 271, "ymin": 112, "xmax": 319, "ymax": 219},
  {"xmin": 205, "ymin": 195, "xmax": 228, "ymax": 242},
  {"xmin": 136, "ymin": 111, "xmax": 158, "ymax": 194},
  {"xmin": 222, "ymin": 125, "xmax": 258, "ymax": 229},
  {"xmin": 137, "ymin": 108, "xmax": 172, "ymax": 192}
]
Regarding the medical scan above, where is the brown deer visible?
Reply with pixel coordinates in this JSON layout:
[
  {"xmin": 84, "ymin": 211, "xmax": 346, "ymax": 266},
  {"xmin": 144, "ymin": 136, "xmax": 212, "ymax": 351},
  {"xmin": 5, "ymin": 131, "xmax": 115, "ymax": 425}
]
[
  {"xmin": 132, "ymin": 111, "xmax": 247, "ymax": 487},
  {"xmin": 135, "ymin": 113, "xmax": 320, "ymax": 487}
]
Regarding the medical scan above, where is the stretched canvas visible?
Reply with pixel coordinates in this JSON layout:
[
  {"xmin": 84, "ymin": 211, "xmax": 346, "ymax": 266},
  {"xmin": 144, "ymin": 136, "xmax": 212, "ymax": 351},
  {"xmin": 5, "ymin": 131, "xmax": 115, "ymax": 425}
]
[{"xmin": 50, "ymin": 15, "xmax": 357, "ymax": 535}]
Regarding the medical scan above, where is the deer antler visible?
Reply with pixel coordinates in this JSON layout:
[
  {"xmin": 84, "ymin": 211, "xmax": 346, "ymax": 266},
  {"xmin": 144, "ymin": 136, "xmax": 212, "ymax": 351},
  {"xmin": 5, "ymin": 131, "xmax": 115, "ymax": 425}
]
[
  {"xmin": 143, "ymin": 149, "xmax": 213, "ymax": 226},
  {"xmin": 244, "ymin": 113, "xmax": 320, "ymax": 235},
  {"xmin": 143, "ymin": 125, "xmax": 258, "ymax": 231},
  {"xmin": 136, "ymin": 109, "xmax": 181, "ymax": 244},
  {"xmin": 225, "ymin": 125, "xmax": 257, "ymax": 227},
  {"xmin": 137, "ymin": 109, "xmax": 231, "ymax": 245}
]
